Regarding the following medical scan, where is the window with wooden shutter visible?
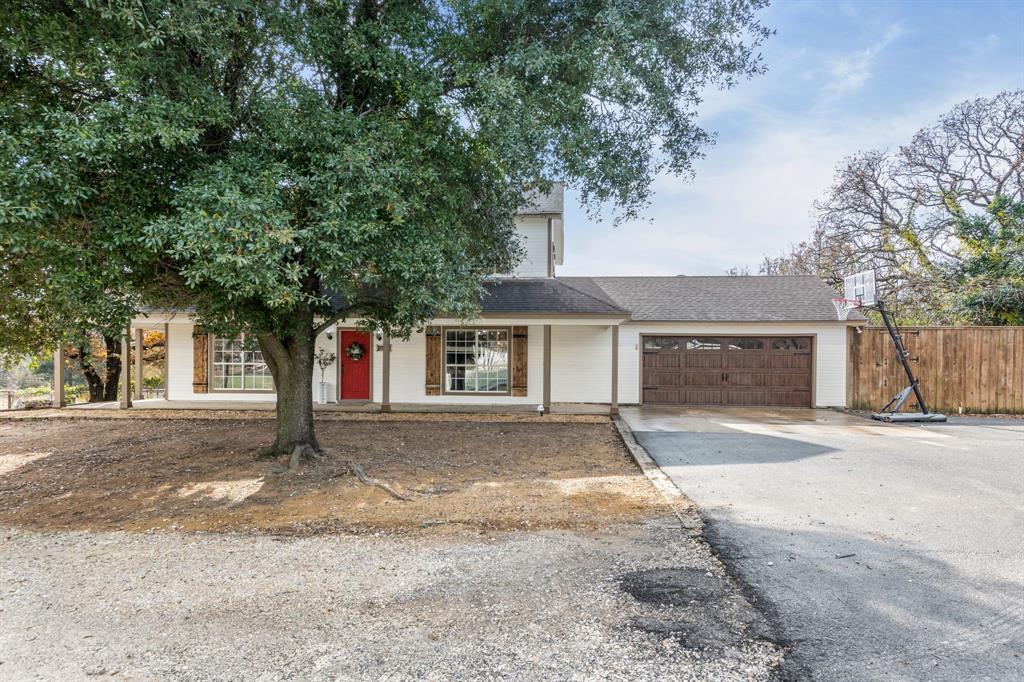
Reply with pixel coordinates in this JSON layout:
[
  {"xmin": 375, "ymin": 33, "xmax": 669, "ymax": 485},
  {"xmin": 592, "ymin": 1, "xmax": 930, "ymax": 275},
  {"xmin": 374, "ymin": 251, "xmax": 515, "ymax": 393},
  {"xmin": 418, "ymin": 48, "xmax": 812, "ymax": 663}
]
[
  {"xmin": 511, "ymin": 326, "xmax": 528, "ymax": 396},
  {"xmin": 192, "ymin": 328, "xmax": 209, "ymax": 394},
  {"xmin": 425, "ymin": 326, "xmax": 441, "ymax": 395}
]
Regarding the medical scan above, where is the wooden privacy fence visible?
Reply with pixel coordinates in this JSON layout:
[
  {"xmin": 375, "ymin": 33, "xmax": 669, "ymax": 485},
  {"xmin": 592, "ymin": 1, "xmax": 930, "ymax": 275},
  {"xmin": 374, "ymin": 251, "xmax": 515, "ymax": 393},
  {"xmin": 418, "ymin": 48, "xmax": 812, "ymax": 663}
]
[{"xmin": 848, "ymin": 326, "xmax": 1024, "ymax": 415}]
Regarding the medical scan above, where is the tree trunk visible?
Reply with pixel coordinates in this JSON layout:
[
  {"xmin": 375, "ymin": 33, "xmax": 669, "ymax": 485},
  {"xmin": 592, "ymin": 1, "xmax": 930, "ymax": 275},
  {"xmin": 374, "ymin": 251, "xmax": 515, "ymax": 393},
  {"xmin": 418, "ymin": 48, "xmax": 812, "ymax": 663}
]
[
  {"xmin": 79, "ymin": 343, "xmax": 105, "ymax": 402},
  {"xmin": 78, "ymin": 335, "xmax": 121, "ymax": 403},
  {"xmin": 257, "ymin": 312, "xmax": 320, "ymax": 458},
  {"xmin": 102, "ymin": 335, "xmax": 121, "ymax": 402}
]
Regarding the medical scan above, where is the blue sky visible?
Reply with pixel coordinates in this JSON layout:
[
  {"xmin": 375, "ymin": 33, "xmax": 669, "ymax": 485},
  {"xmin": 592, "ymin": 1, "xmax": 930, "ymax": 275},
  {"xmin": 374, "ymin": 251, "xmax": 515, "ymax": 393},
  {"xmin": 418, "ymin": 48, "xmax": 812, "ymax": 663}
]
[{"xmin": 559, "ymin": 0, "xmax": 1024, "ymax": 276}]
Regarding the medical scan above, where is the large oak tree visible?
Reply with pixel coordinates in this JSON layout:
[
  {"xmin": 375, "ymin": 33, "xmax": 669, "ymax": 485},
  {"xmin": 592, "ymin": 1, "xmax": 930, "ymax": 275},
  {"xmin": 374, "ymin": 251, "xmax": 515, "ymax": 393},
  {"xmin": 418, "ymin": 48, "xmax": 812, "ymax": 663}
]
[{"xmin": 1, "ymin": 0, "xmax": 769, "ymax": 457}]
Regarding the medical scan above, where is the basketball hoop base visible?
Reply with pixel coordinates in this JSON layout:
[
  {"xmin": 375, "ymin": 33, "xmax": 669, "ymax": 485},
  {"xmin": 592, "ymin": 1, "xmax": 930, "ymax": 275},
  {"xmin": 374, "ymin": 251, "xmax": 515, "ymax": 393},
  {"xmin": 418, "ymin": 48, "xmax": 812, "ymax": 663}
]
[{"xmin": 872, "ymin": 412, "xmax": 948, "ymax": 423}]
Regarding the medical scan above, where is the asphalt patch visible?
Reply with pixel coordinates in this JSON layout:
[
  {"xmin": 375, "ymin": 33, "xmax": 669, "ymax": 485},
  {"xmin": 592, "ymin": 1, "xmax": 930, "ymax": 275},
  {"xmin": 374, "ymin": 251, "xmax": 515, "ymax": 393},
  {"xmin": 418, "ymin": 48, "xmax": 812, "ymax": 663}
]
[
  {"xmin": 618, "ymin": 567, "xmax": 777, "ymax": 652},
  {"xmin": 619, "ymin": 567, "xmax": 733, "ymax": 605}
]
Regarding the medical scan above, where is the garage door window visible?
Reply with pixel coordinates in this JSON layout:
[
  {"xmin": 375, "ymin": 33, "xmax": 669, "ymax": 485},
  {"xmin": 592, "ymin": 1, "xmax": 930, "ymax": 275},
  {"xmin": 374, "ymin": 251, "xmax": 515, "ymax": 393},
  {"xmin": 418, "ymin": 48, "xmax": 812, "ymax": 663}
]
[
  {"xmin": 686, "ymin": 338, "xmax": 721, "ymax": 351},
  {"xmin": 772, "ymin": 338, "xmax": 810, "ymax": 351},
  {"xmin": 644, "ymin": 337, "xmax": 680, "ymax": 350},
  {"xmin": 728, "ymin": 338, "xmax": 765, "ymax": 350}
]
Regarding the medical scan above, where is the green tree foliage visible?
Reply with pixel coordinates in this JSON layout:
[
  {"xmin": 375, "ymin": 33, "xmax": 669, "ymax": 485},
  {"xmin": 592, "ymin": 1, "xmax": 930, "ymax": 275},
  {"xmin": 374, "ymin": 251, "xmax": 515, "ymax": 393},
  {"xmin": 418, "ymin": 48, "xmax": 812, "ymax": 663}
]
[
  {"xmin": 1, "ymin": 0, "xmax": 769, "ymax": 454},
  {"xmin": 949, "ymin": 198, "xmax": 1024, "ymax": 325}
]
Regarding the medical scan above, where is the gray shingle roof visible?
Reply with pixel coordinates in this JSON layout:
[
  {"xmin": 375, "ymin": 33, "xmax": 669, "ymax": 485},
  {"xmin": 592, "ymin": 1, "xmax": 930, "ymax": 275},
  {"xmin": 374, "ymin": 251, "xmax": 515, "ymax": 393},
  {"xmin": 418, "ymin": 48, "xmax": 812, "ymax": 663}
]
[
  {"xmin": 560, "ymin": 275, "xmax": 862, "ymax": 322},
  {"xmin": 518, "ymin": 183, "xmax": 564, "ymax": 214},
  {"xmin": 481, "ymin": 278, "xmax": 627, "ymax": 315}
]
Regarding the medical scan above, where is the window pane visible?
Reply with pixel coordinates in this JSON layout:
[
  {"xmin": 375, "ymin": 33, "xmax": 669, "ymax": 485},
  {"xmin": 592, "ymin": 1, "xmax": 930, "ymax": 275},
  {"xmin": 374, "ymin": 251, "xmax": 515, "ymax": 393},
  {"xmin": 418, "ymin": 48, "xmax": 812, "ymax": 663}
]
[
  {"xmin": 686, "ymin": 338, "xmax": 720, "ymax": 351},
  {"xmin": 772, "ymin": 338, "xmax": 809, "ymax": 351},
  {"xmin": 728, "ymin": 338, "xmax": 765, "ymax": 351},
  {"xmin": 444, "ymin": 329, "xmax": 509, "ymax": 393},
  {"xmin": 210, "ymin": 335, "xmax": 273, "ymax": 391}
]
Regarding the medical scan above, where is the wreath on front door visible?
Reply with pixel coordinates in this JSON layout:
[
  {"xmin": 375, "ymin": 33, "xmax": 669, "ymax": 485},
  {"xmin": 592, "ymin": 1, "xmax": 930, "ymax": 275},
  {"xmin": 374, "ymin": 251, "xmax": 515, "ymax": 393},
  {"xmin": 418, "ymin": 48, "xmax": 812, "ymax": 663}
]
[{"xmin": 345, "ymin": 341, "xmax": 365, "ymax": 360}]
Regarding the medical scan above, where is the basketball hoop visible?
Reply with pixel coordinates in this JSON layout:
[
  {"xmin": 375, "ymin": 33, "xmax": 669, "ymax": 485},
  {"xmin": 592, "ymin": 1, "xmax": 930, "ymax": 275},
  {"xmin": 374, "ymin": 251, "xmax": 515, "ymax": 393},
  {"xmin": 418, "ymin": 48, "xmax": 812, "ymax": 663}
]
[{"xmin": 832, "ymin": 298, "xmax": 861, "ymax": 320}]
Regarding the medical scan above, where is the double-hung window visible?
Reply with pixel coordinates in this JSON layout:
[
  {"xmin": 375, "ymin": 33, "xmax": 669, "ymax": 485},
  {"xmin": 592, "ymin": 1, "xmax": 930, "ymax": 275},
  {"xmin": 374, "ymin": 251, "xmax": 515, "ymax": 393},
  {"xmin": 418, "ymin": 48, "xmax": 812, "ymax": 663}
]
[
  {"xmin": 211, "ymin": 335, "xmax": 274, "ymax": 391},
  {"xmin": 444, "ymin": 329, "xmax": 509, "ymax": 393}
]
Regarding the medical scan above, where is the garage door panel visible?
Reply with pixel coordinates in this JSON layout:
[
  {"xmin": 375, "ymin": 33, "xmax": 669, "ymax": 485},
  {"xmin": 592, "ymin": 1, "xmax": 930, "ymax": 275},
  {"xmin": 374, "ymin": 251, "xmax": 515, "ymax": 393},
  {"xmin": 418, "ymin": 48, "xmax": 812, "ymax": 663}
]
[
  {"xmin": 644, "ymin": 352, "xmax": 681, "ymax": 369},
  {"xmin": 683, "ymin": 389, "xmax": 723, "ymax": 405},
  {"xmin": 769, "ymin": 354, "xmax": 811, "ymax": 370},
  {"xmin": 770, "ymin": 373, "xmax": 812, "ymax": 389},
  {"xmin": 649, "ymin": 370, "xmax": 681, "ymax": 386},
  {"xmin": 642, "ymin": 335, "xmax": 812, "ymax": 407},
  {"xmin": 684, "ymin": 354, "xmax": 722, "ymax": 369},
  {"xmin": 644, "ymin": 388, "xmax": 680, "ymax": 403},
  {"xmin": 723, "ymin": 354, "xmax": 768, "ymax": 369},
  {"xmin": 726, "ymin": 371, "xmax": 769, "ymax": 387},
  {"xmin": 725, "ymin": 390, "xmax": 767, "ymax": 405},
  {"xmin": 769, "ymin": 389, "xmax": 811, "ymax": 407},
  {"xmin": 683, "ymin": 371, "xmax": 725, "ymax": 387}
]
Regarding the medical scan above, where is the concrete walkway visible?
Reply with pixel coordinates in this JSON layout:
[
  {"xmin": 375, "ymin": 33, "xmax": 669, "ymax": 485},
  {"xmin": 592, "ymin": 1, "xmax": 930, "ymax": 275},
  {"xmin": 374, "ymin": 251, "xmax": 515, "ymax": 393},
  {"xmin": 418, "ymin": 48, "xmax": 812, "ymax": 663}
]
[{"xmin": 620, "ymin": 406, "xmax": 1024, "ymax": 682}]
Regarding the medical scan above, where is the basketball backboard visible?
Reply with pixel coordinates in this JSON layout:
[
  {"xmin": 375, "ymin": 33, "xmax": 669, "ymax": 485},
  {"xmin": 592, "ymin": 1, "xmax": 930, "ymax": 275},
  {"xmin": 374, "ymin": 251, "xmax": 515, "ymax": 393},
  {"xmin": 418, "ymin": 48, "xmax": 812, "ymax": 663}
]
[{"xmin": 844, "ymin": 270, "xmax": 877, "ymax": 307}]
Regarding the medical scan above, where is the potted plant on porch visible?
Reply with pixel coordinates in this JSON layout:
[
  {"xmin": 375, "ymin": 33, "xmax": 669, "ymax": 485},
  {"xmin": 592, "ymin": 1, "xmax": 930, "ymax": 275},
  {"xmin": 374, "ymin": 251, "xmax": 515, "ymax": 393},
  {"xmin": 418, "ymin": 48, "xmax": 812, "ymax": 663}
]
[{"xmin": 315, "ymin": 347, "xmax": 337, "ymax": 405}]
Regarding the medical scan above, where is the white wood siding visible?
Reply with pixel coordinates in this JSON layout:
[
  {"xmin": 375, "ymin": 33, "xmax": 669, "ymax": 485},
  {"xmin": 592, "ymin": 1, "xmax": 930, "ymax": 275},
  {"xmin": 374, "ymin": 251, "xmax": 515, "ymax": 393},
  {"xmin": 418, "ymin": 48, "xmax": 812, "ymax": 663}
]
[
  {"xmin": 550, "ymin": 325, "xmax": 612, "ymax": 403},
  {"xmin": 507, "ymin": 217, "xmax": 549, "ymax": 277},
  {"xmin": 616, "ymin": 322, "xmax": 848, "ymax": 408}
]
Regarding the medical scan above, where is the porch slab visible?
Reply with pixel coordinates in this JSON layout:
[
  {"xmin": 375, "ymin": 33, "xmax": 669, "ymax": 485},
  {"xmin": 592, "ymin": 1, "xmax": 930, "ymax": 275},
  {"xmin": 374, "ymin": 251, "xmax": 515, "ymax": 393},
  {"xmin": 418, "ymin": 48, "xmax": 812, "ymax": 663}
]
[{"xmin": 61, "ymin": 399, "xmax": 613, "ymax": 415}]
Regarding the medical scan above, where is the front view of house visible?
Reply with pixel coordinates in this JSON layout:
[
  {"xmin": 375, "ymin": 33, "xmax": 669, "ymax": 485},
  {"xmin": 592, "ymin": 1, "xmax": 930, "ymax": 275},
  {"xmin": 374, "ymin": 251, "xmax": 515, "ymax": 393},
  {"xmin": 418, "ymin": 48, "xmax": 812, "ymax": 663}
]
[{"xmin": 133, "ymin": 186, "xmax": 857, "ymax": 412}]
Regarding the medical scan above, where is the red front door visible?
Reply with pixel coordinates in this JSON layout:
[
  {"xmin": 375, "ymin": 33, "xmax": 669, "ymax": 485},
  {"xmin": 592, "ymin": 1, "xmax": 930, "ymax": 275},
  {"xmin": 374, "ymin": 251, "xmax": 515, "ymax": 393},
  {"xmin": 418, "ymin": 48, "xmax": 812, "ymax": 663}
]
[{"xmin": 339, "ymin": 330, "xmax": 371, "ymax": 400}]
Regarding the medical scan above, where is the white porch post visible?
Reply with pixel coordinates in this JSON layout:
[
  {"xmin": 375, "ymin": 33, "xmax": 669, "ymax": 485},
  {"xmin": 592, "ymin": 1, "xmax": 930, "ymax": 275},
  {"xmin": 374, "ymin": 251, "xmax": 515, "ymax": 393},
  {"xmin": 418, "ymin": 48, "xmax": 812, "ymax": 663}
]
[
  {"xmin": 52, "ymin": 345, "xmax": 66, "ymax": 408},
  {"xmin": 610, "ymin": 325, "xmax": 619, "ymax": 415},
  {"xmin": 381, "ymin": 332, "xmax": 392, "ymax": 413},
  {"xmin": 543, "ymin": 325, "xmax": 552, "ymax": 414},
  {"xmin": 119, "ymin": 328, "xmax": 132, "ymax": 409},
  {"xmin": 163, "ymin": 323, "xmax": 170, "ymax": 400},
  {"xmin": 133, "ymin": 327, "xmax": 144, "ymax": 400}
]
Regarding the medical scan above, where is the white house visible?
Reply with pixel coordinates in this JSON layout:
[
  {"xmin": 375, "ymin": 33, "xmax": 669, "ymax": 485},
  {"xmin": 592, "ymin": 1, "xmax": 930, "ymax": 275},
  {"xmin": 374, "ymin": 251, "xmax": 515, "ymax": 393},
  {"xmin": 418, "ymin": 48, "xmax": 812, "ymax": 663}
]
[{"xmin": 126, "ymin": 185, "xmax": 858, "ymax": 412}]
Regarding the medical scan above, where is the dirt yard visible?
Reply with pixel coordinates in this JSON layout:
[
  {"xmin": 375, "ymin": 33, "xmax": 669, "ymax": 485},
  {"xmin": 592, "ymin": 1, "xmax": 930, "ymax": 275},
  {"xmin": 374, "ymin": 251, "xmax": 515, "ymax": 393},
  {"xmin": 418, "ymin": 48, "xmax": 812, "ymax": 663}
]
[
  {"xmin": 0, "ymin": 415, "xmax": 661, "ymax": 534},
  {"xmin": 0, "ymin": 413, "xmax": 788, "ymax": 680}
]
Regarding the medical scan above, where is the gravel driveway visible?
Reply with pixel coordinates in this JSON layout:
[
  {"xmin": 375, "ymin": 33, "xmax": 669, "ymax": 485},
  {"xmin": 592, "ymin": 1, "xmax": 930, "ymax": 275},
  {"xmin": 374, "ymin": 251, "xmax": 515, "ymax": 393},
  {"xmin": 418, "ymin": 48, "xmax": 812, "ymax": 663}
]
[
  {"xmin": 622, "ymin": 407, "xmax": 1024, "ymax": 682},
  {"xmin": 1, "ymin": 522, "xmax": 783, "ymax": 680}
]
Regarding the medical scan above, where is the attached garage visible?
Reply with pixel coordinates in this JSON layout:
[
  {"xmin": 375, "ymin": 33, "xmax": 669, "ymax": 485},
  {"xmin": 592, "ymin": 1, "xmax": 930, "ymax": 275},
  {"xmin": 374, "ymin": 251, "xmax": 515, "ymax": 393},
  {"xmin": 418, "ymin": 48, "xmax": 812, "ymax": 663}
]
[
  {"xmin": 559, "ymin": 274, "xmax": 859, "ymax": 409},
  {"xmin": 641, "ymin": 335, "xmax": 813, "ymax": 407}
]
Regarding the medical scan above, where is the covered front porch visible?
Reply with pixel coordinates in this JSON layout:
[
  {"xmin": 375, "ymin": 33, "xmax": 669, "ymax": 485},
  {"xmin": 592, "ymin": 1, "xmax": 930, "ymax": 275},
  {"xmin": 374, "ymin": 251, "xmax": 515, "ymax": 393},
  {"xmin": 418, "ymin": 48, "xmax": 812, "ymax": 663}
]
[{"xmin": 51, "ymin": 293, "xmax": 630, "ymax": 414}]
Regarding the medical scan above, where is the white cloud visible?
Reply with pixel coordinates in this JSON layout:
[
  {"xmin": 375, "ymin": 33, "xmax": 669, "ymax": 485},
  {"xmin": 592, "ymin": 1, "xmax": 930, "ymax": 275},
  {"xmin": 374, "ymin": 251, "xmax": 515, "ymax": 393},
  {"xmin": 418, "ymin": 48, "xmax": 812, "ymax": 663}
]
[
  {"xmin": 558, "ymin": 4, "xmax": 1023, "ymax": 279},
  {"xmin": 826, "ymin": 23, "xmax": 905, "ymax": 94},
  {"xmin": 561, "ymin": 86, "xmax": 1009, "ymax": 277}
]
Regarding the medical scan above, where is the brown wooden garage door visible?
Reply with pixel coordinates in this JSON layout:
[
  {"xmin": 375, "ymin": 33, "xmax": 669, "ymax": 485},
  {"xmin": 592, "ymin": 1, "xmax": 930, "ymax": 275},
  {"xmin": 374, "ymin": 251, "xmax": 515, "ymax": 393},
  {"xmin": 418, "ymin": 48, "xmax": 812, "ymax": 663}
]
[{"xmin": 642, "ymin": 336, "xmax": 813, "ymax": 407}]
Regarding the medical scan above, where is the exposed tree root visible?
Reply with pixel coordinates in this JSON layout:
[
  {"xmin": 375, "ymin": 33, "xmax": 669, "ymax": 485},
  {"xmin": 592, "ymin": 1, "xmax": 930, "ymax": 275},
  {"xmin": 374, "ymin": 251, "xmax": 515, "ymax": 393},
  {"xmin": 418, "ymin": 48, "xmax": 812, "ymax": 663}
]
[
  {"xmin": 289, "ymin": 444, "xmax": 323, "ymax": 470},
  {"xmin": 347, "ymin": 460, "xmax": 410, "ymax": 501},
  {"xmin": 256, "ymin": 446, "xmax": 282, "ymax": 460}
]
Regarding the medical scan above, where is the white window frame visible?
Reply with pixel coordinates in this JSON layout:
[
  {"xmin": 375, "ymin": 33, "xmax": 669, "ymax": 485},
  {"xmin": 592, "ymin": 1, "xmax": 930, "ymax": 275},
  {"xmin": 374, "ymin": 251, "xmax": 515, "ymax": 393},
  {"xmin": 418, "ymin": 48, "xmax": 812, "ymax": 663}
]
[
  {"xmin": 210, "ymin": 335, "xmax": 275, "ymax": 392},
  {"xmin": 442, "ymin": 328, "xmax": 511, "ymax": 395}
]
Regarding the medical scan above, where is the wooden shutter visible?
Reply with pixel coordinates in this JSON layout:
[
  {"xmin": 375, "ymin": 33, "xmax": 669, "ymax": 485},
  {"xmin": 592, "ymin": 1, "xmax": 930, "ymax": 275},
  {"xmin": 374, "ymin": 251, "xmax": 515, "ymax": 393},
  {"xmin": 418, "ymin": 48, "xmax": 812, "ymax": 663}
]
[
  {"xmin": 192, "ymin": 328, "xmax": 209, "ymax": 393},
  {"xmin": 425, "ymin": 326, "xmax": 441, "ymax": 396},
  {"xmin": 511, "ymin": 326, "xmax": 529, "ymax": 396}
]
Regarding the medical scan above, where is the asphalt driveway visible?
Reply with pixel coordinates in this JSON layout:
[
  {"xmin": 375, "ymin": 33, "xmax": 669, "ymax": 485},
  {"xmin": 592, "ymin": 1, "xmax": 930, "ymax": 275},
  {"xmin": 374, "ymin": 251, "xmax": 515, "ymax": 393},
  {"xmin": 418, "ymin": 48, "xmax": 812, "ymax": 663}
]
[{"xmin": 621, "ymin": 406, "xmax": 1024, "ymax": 682}]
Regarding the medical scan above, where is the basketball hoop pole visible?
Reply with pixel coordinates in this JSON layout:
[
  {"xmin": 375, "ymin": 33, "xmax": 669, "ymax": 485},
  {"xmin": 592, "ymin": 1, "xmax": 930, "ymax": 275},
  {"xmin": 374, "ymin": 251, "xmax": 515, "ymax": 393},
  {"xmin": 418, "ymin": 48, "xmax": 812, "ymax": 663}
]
[
  {"xmin": 840, "ymin": 269, "xmax": 944, "ymax": 421},
  {"xmin": 870, "ymin": 300, "xmax": 947, "ymax": 423}
]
